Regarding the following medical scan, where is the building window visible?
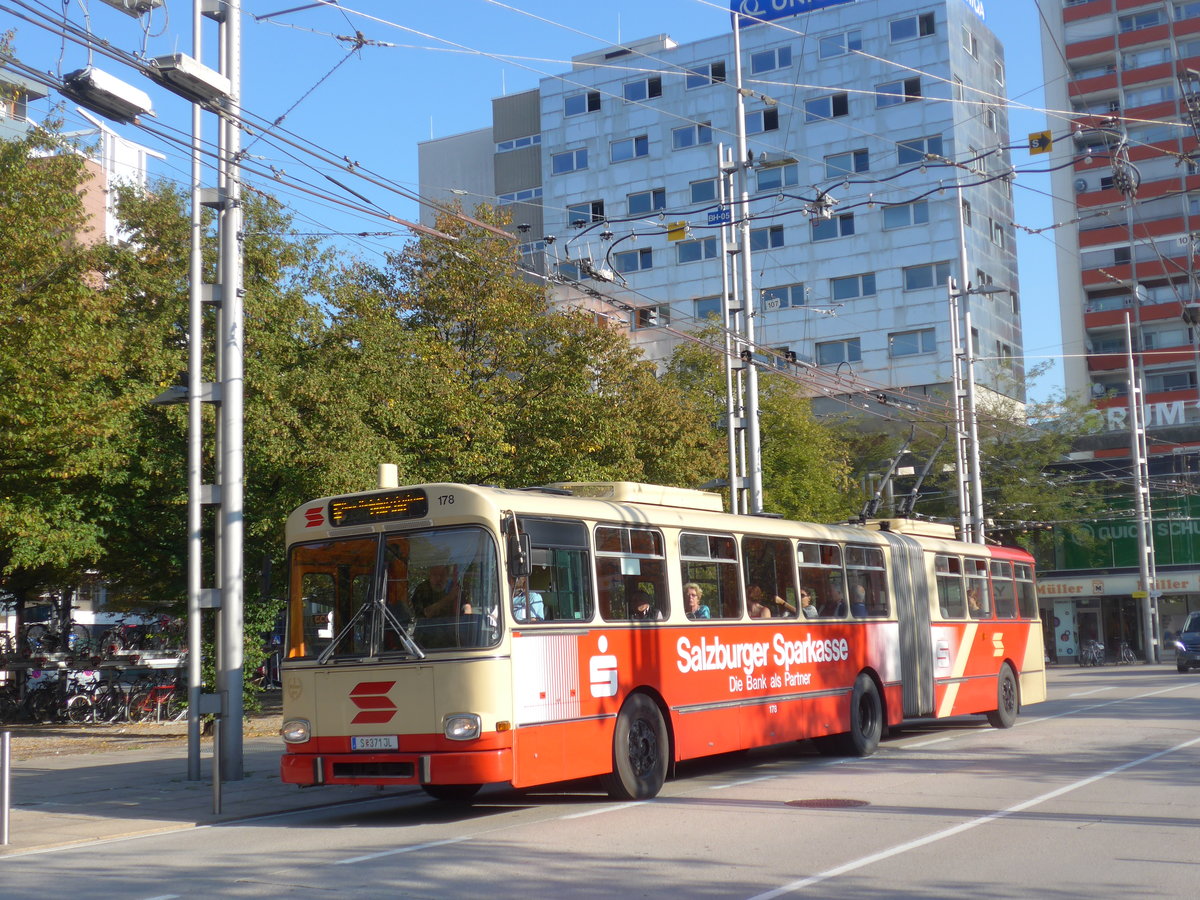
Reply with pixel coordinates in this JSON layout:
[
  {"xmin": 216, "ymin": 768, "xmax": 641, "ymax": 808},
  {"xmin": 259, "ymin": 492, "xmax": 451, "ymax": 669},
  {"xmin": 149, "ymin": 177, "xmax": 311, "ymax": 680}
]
[
  {"xmin": 816, "ymin": 338, "xmax": 861, "ymax": 366},
  {"xmin": 497, "ymin": 187, "xmax": 542, "ymax": 204},
  {"xmin": 903, "ymin": 261, "xmax": 952, "ymax": 290},
  {"xmin": 623, "ymin": 77, "xmax": 662, "ymax": 102},
  {"xmin": 750, "ymin": 46, "xmax": 792, "ymax": 74},
  {"xmin": 1148, "ymin": 370, "xmax": 1197, "ymax": 392},
  {"xmin": 690, "ymin": 178, "xmax": 717, "ymax": 203},
  {"xmin": 757, "ymin": 163, "xmax": 799, "ymax": 192},
  {"xmin": 890, "ymin": 12, "xmax": 935, "ymax": 42},
  {"xmin": 677, "ymin": 237, "xmax": 719, "ymax": 263},
  {"xmin": 1124, "ymin": 83, "xmax": 1175, "ymax": 108},
  {"xmin": 831, "ymin": 273, "xmax": 876, "ymax": 301},
  {"xmin": 695, "ymin": 296, "xmax": 722, "ymax": 319},
  {"xmin": 819, "ymin": 29, "xmax": 862, "ymax": 59},
  {"xmin": 628, "ymin": 188, "xmax": 666, "ymax": 215},
  {"xmin": 633, "ymin": 304, "xmax": 671, "ymax": 329},
  {"xmin": 805, "ymin": 93, "xmax": 849, "ymax": 122},
  {"xmin": 750, "ymin": 225, "xmax": 785, "ymax": 251},
  {"xmin": 610, "ymin": 135, "xmax": 649, "ymax": 162},
  {"xmin": 1179, "ymin": 2, "xmax": 1200, "ymax": 21},
  {"xmin": 897, "ymin": 135, "xmax": 943, "ymax": 165},
  {"xmin": 564, "ymin": 91, "xmax": 600, "ymax": 116},
  {"xmin": 824, "ymin": 149, "xmax": 869, "ymax": 179},
  {"xmin": 961, "ymin": 199, "xmax": 972, "ymax": 227},
  {"xmin": 496, "ymin": 134, "xmax": 541, "ymax": 153},
  {"xmin": 762, "ymin": 283, "xmax": 806, "ymax": 309},
  {"xmin": 990, "ymin": 219, "xmax": 1007, "ymax": 248},
  {"xmin": 1119, "ymin": 9, "xmax": 1167, "ymax": 31},
  {"xmin": 672, "ymin": 121, "xmax": 713, "ymax": 149},
  {"xmin": 686, "ymin": 61, "xmax": 726, "ymax": 88},
  {"xmin": 745, "ymin": 108, "xmax": 780, "ymax": 134},
  {"xmin": 567, "ymin": 200, "xmax": 605, "ymax": 225},
  {"xmin": 882, "ymin": 200, "xmax": 929, "ymax": 230},
  {"xmin": 994, "ymin": 59, "xmax": 1006, "ymax": 86},
  {"xmin": 984, "ymin": 106, "xmax": 998, "ymax": 131},
  {"xmin": 876, "ymin": 77, "xmax": 922, "ymax": 107},
  {"xmin": 962, "ymin": 26, "xmax": 978, "ymax": 58},
  {"xmin": 811, "ymin": 213, "xmax": 855, "ymax": 241},
  {"xmin": 889, "ymin": 329, "xmax": 936, "ymax": 357},
  {"xmin": 551, "ymin": 148, "xmax": 588, "ymax": 174},
  {"xmin": 614, "ymin": 248, "xmax": 654, "ymax": 274}
]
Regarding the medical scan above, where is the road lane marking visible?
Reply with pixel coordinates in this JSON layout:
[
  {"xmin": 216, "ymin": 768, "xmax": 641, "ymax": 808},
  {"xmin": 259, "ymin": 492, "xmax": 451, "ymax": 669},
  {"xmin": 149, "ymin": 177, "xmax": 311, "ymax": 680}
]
[
  {"xmin": 744, "ymin": 734, "xmax": 1200, "ymax": 899},
  {"xmin": 337, "ymin": 836, "xmax": 470, "ymax": 864},
  {"xmin": 562, "ymin": 801, "xmax": 644, "ymax": 819},
  {"xmin": 1067, "ymin": 687, "xmax": 1115, "ymax": 697}
]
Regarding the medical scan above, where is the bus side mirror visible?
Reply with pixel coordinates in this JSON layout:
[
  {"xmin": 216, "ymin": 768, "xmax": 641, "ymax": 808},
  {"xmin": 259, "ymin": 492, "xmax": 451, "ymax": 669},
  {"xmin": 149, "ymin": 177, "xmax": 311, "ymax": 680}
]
[{"xmin": 507, "ymin": 533, "xmax": 531, "ymax": 579}]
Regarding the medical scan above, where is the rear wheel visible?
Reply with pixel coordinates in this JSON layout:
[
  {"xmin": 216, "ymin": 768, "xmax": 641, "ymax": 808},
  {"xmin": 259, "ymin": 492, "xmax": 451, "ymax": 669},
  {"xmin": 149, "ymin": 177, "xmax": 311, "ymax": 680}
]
[
  {"xmin": 66, "ymin": 693, "xmax": 93, "ymax": 724},
  {"xmin": 421, "ymin": 783, "xmax": 482, "ymax": 803},
  {"xmin": 842, "ymin": 674, "xmax": 883, "ymax": 756},
  {"xmin": 602, "ymin": 693, "xmax": 669, "ymax": 800},
  {"xmin": 986, "ymin": 665, "xmax": 1018, "ymax": 729}
]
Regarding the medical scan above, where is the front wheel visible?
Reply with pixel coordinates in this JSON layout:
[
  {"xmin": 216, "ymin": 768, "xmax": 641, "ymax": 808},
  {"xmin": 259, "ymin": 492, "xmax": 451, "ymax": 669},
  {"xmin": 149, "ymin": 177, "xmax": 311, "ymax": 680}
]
[
  {"xmin": 1179, "ymin": 662, "xmax": 1190, "ymax": 674},
  {"xmin": 602, "ymin": 693, "xmax": 669, "ymax": 800},
  {"xmin": 986, "ymin": 665, "xmax": 1018, "ymax": 729}
]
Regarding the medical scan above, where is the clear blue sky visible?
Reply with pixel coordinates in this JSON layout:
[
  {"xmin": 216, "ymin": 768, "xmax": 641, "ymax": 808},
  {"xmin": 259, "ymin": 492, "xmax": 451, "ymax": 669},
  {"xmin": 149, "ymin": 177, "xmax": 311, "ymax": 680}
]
[{"xmin": 6, "ymin": 0, "xmax": 1064, "ymax": 400}]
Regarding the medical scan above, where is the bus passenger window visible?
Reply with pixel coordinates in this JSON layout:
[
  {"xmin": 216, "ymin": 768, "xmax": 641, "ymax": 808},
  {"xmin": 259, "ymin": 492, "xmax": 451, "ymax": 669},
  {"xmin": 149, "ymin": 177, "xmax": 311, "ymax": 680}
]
[
  {"xmin": 1015, "ymin": 564, "xmax": 1038, "ymax": 618},
  {"xmin": 679, "ymin": 532, "xmax": 741, "ymax": 618},
  {"xmin": 797, "ymin": 541, "xmax": 844, "ymax": 618},
  {"xmin": 846, "ymin": 545, "xmax": 887, "ymax": 618},
  {"xmin": 743, "ymin": 536, "xmax": 798, "ymax": 619},
  {"xmin": 991, "ymin": 561, "xmax": 1016, "ymax": 619},
  {"xmin": 966, "ymin": 558, "xmax": 990, "ymax": 618},
  {"xmin": 596, "ymin": 525, "xmax": 668, "ymax": 622},
  {"xmin": 513, "ymin": 519, "xmax": 594, "ymax": 623},
  {"xmin": 936, "ymin": 556, "xmax": 965, "ymax": 618}
]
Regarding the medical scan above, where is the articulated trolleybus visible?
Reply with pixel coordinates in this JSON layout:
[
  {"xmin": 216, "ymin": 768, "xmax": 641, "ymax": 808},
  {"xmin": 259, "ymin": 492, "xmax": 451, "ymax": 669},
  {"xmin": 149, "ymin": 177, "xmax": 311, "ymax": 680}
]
[{"xmin": 279, "ymin": 478, "xmax": 1046, "ymax": 801}]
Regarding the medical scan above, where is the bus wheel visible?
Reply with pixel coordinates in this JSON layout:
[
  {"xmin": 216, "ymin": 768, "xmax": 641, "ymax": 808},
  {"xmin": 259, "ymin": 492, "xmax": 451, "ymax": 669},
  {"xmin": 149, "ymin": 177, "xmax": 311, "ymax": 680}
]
[
  {"xmin": 422, "ymin": 783, "xmax": 482, "ymax": 803},
  {"xmin": 986, "ymin": 665, "xmax": 1018, "ymax": 729},
  {"xmin": 841, "ymin": 674, "xmax": 883, "ymax": 756},
  {"xmin": 602, "ymin": 693, "xmax": 669, "ymax": 800}
]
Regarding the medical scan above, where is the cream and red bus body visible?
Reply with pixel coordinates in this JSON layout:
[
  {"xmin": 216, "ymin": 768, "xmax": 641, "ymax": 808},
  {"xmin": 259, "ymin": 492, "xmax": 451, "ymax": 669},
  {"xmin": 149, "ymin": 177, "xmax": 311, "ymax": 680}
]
[{"xmin": 279, "ymin": 483, "xmax": 1045, "ymax": 793}]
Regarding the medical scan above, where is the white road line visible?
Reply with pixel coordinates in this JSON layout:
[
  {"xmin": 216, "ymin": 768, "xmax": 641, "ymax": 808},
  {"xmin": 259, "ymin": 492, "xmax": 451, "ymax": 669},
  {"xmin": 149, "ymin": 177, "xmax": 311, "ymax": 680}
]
[
  {"xmin": 1067, "ymin": 686, "xmax": 1116, "ymax": 697},
  {"xmin": 336, "ymin": 836, "xmax": 470, "ymax": 864},
  {"xmin": 561, "ymin": 801, "xmax": 644, "ymax": 819},
  {"xmin": 744, "ymin": 734, "xmax": 1200, "ymax": 900},
  {"xmin": 710, "ymin": 775, "xmax": 778, "ymax": 790}
]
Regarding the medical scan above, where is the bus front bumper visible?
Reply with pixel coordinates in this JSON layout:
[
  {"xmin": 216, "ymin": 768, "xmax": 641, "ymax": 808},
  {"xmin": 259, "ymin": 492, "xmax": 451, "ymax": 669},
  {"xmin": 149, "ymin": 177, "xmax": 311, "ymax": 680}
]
[{"xmin": 280, "ymin": 748, "xmax": 512, "ymax": 788}]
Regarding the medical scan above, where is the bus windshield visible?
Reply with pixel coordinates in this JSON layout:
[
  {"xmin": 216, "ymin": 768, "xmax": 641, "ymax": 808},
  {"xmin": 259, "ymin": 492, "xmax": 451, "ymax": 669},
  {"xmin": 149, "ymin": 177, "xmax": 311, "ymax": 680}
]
[{"xmin": 286, "ymin": 526, "xmax": 501, "ymax": 660}]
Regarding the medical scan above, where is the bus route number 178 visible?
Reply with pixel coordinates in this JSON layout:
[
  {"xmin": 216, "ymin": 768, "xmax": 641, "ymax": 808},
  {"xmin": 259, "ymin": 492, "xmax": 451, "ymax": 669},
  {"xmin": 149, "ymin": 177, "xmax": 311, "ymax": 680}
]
[{"xmin": 437, "ymin": 494, "xmax": 455, "ymax": 506}]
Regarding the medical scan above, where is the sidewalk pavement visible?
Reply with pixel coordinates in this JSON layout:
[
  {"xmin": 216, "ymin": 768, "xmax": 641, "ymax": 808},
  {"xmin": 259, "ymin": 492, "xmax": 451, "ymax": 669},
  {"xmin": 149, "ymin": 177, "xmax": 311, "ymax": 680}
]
[{"xmin": 1, "ymin": 734, "xmax": 409, "ymax": 856}]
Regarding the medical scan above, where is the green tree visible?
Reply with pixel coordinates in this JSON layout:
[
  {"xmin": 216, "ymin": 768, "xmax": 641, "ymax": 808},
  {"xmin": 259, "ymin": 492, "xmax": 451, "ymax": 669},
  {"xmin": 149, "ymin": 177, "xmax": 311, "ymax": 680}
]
[
  {"xmin": 0, "ymin": 128, "xmax": 136, "ymax": 606},
  {"xmin": 663, "ymin": 333, "xmax": 856, "ymax": 521}
]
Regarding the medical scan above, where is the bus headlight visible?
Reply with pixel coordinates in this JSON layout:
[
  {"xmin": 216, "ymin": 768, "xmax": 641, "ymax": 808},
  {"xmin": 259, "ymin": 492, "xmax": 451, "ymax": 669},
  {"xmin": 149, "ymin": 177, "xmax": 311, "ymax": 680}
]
[
  {"xmin": 443, "ymin": 713, "xmax": 482, "ymax": 741},
  {"xmin": 281, "ymin": 718, "xmax": 311, "ymax": 743}
]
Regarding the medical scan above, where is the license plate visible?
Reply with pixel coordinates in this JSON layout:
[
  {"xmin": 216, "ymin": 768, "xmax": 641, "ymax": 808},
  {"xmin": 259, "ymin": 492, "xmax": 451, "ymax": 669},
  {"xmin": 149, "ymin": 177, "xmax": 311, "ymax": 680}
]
[{"xmin": 351, "ymin": 735, "xmax": 398, "ymax": 751}]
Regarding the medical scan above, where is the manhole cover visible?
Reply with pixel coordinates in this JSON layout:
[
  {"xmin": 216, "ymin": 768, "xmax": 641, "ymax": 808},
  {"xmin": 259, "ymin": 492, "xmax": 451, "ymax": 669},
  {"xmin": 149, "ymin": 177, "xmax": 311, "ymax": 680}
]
[{"xmin": 785, "ymin": 798, "xmax": 870, "ymax": 809}]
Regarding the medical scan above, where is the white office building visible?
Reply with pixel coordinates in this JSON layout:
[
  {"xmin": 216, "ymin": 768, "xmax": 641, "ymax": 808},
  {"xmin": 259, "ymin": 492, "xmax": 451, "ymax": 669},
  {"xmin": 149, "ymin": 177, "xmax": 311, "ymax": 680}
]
[{"xmin": 419, "ymin": 0, "xmax": 1024, "ymax": 412}]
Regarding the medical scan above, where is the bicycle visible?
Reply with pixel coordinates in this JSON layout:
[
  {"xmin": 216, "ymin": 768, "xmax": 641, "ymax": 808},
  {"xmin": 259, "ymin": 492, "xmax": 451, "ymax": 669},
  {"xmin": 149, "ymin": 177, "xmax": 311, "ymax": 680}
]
[
  {"xmin": 127, "ymin": 674, "xmax": 185, "ymax": 723},
  {"xmin": 23, "ymin": 600, "xmax": 92, "ymax": 657},
  {"xmin": 1117, "ymin": 640, "xmax": 1138, "ymax": 664},
  {"xmin": 1079, "ymin": 639, "xmax": 1106, "ymax": 666}
]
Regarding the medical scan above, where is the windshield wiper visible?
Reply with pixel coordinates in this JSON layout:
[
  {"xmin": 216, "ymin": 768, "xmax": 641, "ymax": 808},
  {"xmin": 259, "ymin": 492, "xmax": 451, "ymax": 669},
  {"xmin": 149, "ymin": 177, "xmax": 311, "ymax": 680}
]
[{"xmin": 317, "ymin": 598, "xmax": 426, "ymax": 664}]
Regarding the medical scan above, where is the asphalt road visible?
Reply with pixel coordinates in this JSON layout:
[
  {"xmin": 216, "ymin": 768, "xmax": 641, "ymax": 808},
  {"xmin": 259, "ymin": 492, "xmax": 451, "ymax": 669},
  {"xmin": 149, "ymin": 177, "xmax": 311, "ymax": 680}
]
[{"xmin": 2, "ymin": 666, "xmax": 1197, "ymax": 899}]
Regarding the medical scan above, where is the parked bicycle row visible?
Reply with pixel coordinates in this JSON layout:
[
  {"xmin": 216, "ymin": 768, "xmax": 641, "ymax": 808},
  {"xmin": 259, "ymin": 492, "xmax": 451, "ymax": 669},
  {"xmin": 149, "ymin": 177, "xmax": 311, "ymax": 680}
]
[
  {"xmin": 1078, "ymin": 639, "xmax": 1140, "ymax": 666},
  {"xmin": 0, "ymin": 614, "xmax": 185, "ymax": 662},
  {"xmin": 0, "ymin": 669, "xmax": 185, "ymax": 725}
]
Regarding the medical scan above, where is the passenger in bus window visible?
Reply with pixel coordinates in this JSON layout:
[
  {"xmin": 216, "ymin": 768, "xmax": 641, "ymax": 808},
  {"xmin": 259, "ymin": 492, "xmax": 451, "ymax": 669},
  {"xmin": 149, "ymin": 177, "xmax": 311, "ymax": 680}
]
[
  {"xmin": 630, "ymin": 589, "xmax": 663, "ymax": 621},
  {"xmin": 823, "ymin": 584, "xmax": 846, "ymax": 617},
  {"xmin": 410, "ymin": 565, "xmax": 471, "ymax": 617},
  {"xmin": 967, "ymin": 585, "xmax": 986, "ymax": 618},
  {"xmin": 748, "ymin": 586, "xmax": 773, "ymax": 618},
  {"xmin": 512, "ymin": 579, "xmax": 544, "ymax": 622},
  {"xmin": 684, "ymin": 583, "xmax": 710, "ymax": 619},
  {"xmin": 850, "ymin": 585, "xmax": 869, "ymax": 618},
  {"xmin": 800, "ymin": 589, "xmax": 818, "ymax": 618}
]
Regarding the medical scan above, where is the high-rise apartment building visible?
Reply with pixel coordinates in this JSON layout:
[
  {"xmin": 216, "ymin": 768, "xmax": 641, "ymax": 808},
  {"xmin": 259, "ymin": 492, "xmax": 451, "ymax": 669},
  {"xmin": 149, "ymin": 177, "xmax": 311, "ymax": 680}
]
[
  {"xmin": 1043, "ymin": 0, "xmax": 1200, "ymax": 419},
  {"xmin": 1039, "ymin": 1, "xmax": 1200, "ymax": 661},
  {"xmin": 420, "ymin": 0, "xmax": 1024, "ymax": 413}
]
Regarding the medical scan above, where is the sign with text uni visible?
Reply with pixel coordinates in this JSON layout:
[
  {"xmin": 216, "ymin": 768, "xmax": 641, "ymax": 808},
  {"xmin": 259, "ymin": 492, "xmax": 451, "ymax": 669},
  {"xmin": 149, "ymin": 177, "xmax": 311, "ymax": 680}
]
[{"xmin": 731, "ymin": 0, "xmax": 857, "ymax": 26}]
